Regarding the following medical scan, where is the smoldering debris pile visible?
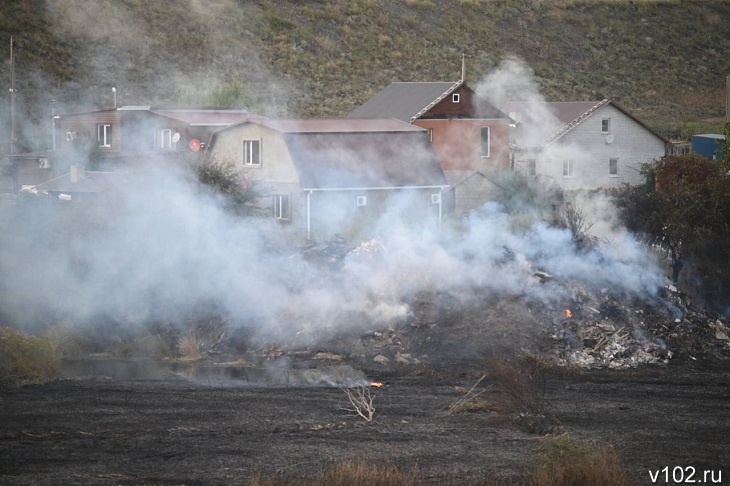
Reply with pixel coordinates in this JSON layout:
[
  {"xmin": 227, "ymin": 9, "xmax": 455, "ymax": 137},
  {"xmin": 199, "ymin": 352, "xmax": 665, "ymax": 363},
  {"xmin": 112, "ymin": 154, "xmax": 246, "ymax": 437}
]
[
  {"xmin": 549, "ymin": 315, "xmax": 672, "ymax": 369},
  {"xmin": 242, "ymin": 239, "xmax": 730, "ymax": 372},
  {"xmin": 542, "ymin": 282, "xmax": 729, "ymax": 369}
]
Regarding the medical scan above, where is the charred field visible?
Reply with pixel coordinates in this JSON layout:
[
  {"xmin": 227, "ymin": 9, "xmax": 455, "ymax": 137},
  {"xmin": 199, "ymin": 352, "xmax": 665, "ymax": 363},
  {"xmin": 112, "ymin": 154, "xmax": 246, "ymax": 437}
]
[
  {"xmin": 1, "ymin": 282, "xmax": 730, "ymax": 486},
  {"xmin": 1, "ymin": 360, "xmax": 729, "ymax": 485}
]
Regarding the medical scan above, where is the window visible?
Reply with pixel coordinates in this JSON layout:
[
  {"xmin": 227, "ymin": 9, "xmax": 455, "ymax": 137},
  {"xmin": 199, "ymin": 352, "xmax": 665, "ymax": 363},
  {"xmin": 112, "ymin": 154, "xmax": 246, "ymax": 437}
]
[
  {"xmin": 527, "ymin": 159, "xmax": 537, "ymax": 176},
  {"xmin": 601, "ymin": 118, "xmax": 611, "ymax": 134},
  {"xmin": 563, "ymin": 159, "xmax": 574, "ymax": 177},
  {"xmin": 160, "ymin": 129, "xmax": 172, "ymax": 150},
  {"xmin": 97, "ymin": 123, "xmax": 112, "ymax": 148},
  {"xmin": 609, "ymin": 158, "xmax": 619, "ymax": 176},
  {"xmin": 428, "ymin": 128, "xmax": 433, "ymax": 142},
  {"xmin": 452, "ymin": 93, "xmax": 460, "ymax": 103},
  {"xmin": 273, "ymin": 194, "xmax": 290, "ymax": 221},
  {"xmin": 480, "ymin": 127, "xmax": 490, "ymax": 157},
  {"xmin": 355, "ymin": 195, "xmax": 367, "ymax": 207},
  {"xmin": 243, "ymin": 140, "xmax": 261, "ymax": 166}
]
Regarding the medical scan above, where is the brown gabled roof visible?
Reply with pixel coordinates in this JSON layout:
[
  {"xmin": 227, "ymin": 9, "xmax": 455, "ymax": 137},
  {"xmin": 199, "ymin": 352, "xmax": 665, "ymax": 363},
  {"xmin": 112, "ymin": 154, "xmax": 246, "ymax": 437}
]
[
  {"xmin": 150, "ymin": 108, "xmax": 257, "ymax": 126},
  {"xmin": 58, "ymin": 107, "xmax": 257, "ymax": 127}
]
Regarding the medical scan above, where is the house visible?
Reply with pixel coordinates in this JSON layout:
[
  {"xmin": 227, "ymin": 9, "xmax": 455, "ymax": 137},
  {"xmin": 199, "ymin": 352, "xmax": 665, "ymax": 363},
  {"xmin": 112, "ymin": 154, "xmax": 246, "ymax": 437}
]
[
  {"xmin": 501, "ymin": 99, "xmax": 669, "ymax": 191},
  {"xmin": 349, "ymin": 78, "xmax": 513, "ymax": 216},
  {"xmin": 6, "ymin": 106, "xmax": 257, "ymax": 194},
  {"xmin": 203, "ymin": 118, "xmax": 449, "ymax": 240}
]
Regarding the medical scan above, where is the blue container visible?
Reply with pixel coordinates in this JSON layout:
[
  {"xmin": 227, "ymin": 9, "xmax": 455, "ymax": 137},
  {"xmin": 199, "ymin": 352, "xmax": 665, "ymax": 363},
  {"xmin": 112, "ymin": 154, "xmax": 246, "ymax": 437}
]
[{"xmin": 691, "ymin": 134, "xmax": 726, "ymax": 160}]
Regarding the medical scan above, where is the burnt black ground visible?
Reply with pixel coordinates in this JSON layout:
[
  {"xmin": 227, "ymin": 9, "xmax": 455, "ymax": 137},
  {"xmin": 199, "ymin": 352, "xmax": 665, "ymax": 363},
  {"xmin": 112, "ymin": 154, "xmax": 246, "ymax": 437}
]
[{"xmin": 1, "ymin": 360, "xmax": 729, "ymax": 485}]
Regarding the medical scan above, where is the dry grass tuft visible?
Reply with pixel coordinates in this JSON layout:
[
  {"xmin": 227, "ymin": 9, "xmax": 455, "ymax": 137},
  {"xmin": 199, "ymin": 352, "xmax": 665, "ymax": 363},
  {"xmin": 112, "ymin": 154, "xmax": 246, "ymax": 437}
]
[
  {"xmin": 486, "ymin": 355, "xmax": 560, "ymax": 434},
  {"xmin": 0, "ymin": 327, "xmax": 60, "ymax": 385},
  {"xmin": 315, "ymin": 460, "xmax": 420, "ymax": 486},
  {"xmin": 177, "ymin": 332, "xmax": 204, "ymax": 361},
  {"xmin": 447, "ymin": 374, "xmax": 493, "ymax": 414},
  {"xmin": 530, "ymin": 434, "xmax": 631, "ymax": 486}
]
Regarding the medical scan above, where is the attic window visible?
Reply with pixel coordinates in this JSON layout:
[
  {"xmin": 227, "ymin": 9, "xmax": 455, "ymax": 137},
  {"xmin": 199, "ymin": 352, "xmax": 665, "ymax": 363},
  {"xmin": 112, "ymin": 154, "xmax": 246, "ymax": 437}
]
[
  {"xmin": 601, "ymin": 118, "xmax": 611, "ymax": 134},
  {"xmin": 243, "ymin": 140, "xmax": 261, "ymax": 166},
  {"xmin": 452, "ymin": 93, "xmax": 460, "ymax": 103}
]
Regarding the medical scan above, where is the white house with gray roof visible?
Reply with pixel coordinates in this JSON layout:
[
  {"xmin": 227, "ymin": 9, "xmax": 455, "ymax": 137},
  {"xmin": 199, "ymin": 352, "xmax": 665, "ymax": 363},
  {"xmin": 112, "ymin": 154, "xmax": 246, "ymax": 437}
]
[{"xmin": 501, "ymin": 99, "xmax": 669, "ymax": 191}]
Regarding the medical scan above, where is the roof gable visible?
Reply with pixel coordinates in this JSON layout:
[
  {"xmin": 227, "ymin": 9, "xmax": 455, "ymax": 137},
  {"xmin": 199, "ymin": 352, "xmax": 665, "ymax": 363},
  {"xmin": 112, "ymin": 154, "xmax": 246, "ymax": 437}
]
[
  {"xmin": 501, "ymin": 99, "xmax": 668, "ymax": 144},
  {"xmin": 350, "ymin": 81, "xmax": 509, "ymax": 122}
]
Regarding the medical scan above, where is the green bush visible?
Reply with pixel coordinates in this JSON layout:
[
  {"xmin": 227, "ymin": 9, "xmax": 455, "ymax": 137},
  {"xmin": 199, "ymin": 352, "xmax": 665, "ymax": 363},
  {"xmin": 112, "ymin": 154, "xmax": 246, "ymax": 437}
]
[{"xmin": 0, "ymin": 327, "xmax": 61, "ymax": 385}]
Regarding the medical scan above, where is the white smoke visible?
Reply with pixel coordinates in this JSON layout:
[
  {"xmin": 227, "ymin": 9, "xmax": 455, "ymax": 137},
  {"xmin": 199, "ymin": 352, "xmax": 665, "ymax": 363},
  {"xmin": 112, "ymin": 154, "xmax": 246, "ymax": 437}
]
[{"xmin": 0, "ymin": 50, "xmax": 667, "ymax": 352}]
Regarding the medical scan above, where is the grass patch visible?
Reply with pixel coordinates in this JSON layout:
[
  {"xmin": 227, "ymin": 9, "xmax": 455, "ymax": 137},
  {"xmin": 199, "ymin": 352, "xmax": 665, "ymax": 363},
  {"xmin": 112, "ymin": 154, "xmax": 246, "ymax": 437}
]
[
  {"xmin": 530, "ymin": 434, "xmax": 630, "ymax": 486},
  {"xmin": 250, "ymin": 460, "xmax": 422, "ymax": 486},
  {"xmin": 0, "ymin": 326, "xmax": 61, "ymax": 385}
]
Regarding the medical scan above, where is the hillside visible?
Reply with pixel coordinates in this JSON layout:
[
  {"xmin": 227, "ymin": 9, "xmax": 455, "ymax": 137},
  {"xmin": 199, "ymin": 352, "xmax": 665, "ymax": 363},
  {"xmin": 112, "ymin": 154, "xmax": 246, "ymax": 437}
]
[{"xmin": 1, "ymin": 0, "xmax": 729, "ymax": 154}]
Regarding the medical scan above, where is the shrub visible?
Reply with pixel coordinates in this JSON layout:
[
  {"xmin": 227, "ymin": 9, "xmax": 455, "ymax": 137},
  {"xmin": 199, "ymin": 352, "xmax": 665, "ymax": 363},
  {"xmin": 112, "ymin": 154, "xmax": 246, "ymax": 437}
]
[
  {"xmin": 45, "ymin": 323, "xmax": 92, "ymax": 357},
  {"xmin": 0, "ymin": 327, "xmax": 61, "ymax": 385},
  {"xmin": 486, "ymin": 355, "xmax": 560, "ymax": 434},
  {"xmin": 530, "ymin": 434, "xmax": 630, "ymax": 486}
]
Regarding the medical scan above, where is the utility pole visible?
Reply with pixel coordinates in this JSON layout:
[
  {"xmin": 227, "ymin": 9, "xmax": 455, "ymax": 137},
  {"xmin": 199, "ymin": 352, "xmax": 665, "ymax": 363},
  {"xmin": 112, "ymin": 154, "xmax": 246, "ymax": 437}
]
[
  {"xmin": 725, "ymin": 74, "xmax": 729, "ymax": 124},
  {"xmin": 9, "ymin": 36, "xmax": 17, "ymax": 154}
]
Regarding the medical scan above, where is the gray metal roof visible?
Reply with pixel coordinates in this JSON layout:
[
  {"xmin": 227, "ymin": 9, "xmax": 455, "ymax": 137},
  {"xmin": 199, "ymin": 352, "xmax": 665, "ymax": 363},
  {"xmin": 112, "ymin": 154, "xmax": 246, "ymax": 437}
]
[
  {"xmin": 284, "ymin": 131, "xmax": 447, "ymax": 190},
  {"xmin": 349, "ymin": 82, "xmax": 459, "ymax": 122}
]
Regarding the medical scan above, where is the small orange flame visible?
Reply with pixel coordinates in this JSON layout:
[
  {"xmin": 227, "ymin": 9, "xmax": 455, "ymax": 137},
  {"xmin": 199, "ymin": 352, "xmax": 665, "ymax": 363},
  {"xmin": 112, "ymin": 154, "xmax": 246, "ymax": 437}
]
[
  {"xmin": 565, "ymin": 309, "xmax": 573, "ymax": 318},
  {"xmin": 370, "ymin": 381, "xmax": 383, "ymax": 388}
]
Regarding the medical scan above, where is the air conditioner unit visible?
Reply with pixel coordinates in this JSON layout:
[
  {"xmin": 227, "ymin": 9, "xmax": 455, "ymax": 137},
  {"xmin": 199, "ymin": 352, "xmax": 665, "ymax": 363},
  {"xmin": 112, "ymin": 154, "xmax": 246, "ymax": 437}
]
[
  {"xmin": 65, "ymin": 131, "xmax": 77, "ymax": 141},
  {"xmin": 431, "ymin": 193, "xmax": 442, "ymax": 204},
  {"xmin": 605, "ymin": 133, "xmax": 615, "ymax": 144},
  {"xmin": 355, "ymin": 195, "xmax": 367, "ymax": 207},
  {"xmin": 38, "ymin": 158, "xmax": 51, "ymax": 169}
]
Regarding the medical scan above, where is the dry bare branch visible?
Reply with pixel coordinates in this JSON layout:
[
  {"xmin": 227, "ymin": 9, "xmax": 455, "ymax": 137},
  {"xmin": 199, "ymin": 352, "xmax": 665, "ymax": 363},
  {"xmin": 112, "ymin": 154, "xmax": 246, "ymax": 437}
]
[{"xmin": 339, "ymin": 386, "xmax": 376, "ymax": 422}]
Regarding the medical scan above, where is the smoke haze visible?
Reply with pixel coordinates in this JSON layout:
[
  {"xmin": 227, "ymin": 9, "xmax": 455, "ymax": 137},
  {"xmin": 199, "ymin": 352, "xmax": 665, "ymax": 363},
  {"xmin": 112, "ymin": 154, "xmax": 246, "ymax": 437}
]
[{"xmin": 1, "ymin": 17, "xmax": 667, "ymax": 349}]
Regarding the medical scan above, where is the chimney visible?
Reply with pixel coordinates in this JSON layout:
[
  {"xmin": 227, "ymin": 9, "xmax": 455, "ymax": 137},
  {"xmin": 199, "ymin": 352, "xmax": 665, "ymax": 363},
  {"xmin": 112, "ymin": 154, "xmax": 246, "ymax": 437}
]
[{"xmin": 70, "ymin": 164, "xmax": 85, "ymax": 183}]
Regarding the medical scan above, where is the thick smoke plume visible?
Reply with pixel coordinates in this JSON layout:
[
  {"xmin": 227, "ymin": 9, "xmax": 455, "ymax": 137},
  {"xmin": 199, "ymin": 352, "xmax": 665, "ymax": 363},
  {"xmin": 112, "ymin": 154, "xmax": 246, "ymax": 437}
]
[{"xmin": 0, "ymin": 37, "xmax": 667, "ymax": 350}]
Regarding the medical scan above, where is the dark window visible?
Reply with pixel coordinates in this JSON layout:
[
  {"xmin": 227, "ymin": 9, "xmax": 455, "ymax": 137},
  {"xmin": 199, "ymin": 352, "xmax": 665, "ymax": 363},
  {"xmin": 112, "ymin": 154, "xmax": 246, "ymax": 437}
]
[{"xmin": 480, "ymin": 127, "xmax": 490, "ymax": 157}]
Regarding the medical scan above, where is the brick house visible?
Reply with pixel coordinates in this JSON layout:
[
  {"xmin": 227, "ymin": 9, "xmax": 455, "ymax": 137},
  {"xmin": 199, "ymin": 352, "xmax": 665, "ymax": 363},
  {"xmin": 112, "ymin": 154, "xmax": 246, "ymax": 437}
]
[{"xmin": 349, "ymin": 80, "xmax": 512, "ymax": 216}]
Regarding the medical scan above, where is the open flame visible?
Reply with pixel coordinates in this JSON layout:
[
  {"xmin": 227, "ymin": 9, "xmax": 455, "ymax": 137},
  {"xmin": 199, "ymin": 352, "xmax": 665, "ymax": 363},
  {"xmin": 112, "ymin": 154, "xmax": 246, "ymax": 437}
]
[
  {"xmin": 370, "ymin": 381, "xmax": 383, "ymax": 388},
  {"xmin": 565, "ymin": 309, "xmax": 573, "ymax": 318}
]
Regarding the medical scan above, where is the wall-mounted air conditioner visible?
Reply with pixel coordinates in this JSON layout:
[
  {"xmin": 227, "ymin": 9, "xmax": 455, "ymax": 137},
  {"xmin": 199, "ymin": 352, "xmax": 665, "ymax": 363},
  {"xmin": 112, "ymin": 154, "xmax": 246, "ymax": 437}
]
[
  {"xmin": 355, "ymin": 195, "xmax": 367, "ymax": 207},
  {"xmin": 38, "ymin": 158, "xmax": 51, "ymax": 169}
]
